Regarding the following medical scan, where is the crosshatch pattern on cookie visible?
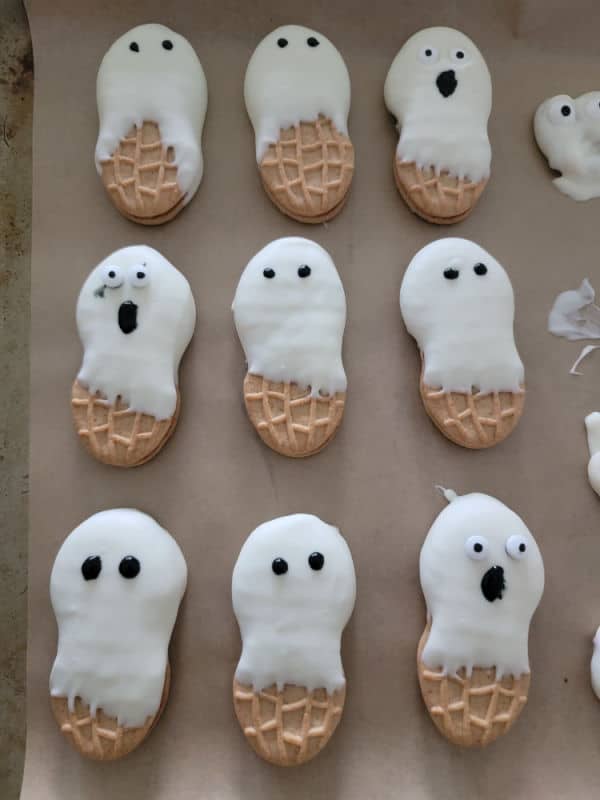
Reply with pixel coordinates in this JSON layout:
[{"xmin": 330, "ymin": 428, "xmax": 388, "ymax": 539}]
[
  {"xmin": 260, "ymin": 115, "xmax": 354, "ymax": 217},
  {"xmin": 420, "ymin": 380, "xmax": 526, "ymax": 449},
  {"xmin": 71, "ymin": 381, "xmax": 178, "ymax": 467},
  {"xmin": 395, "ymin": 160, "xmax": 487, "ymax": 222},
  {"xmin": 101, "ymin": 121, "xmax": 183, "ymax": 219},
  {"xmin": 243, "ymin": 374, "xmax": 345, "ymax": 457},
  {"xmin": 233, "ymin": 681, "xmax": 345, "ymax": 766}
]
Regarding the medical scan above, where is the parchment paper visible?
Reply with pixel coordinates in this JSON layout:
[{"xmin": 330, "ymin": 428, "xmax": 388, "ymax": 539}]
[{"xmin": 21, "ymin": 1, "xmax": 600, "ymax": 797}]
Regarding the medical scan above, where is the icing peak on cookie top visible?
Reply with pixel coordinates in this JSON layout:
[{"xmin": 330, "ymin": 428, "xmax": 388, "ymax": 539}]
[
  {"xmin": 95, "ymin": 23, "xmax": 207, "ymax": 200},
  {"xmin": 534, "ymin": 92, "xmax": 600, "ymax": 201},
  {"xmin": 400, "ymin": 238, "xmax": 524, "ymax": 393},
  {"xmin": 50, "ymin": 509, "xmax": 187, "ymax": 728},
  {"xmin": 233, "ymin": 237, "xmax": 347, "ymax": 396},
  {"xmin": 244, "ymin": 24, "xmax": 351, "ymax": 162},
  {"xmin": 384, "ymin": 27, "xmax": 491, "ymax": 182},
  {"xmin": 420, "ymin": 493, "xmax": 544, "ymax": 677},
  {"xmin": 232, "ymin": 514, "xmax": 356, "ymax": 693},
  {"xmin": 77, "ymin": 245, "xmax": 196, "ymax": 419}
]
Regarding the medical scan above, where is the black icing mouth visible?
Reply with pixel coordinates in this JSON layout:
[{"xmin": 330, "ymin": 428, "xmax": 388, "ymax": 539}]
[
  {"xmin": 481, "ymin": 565, "xmax": 505, "ymax": 602},
  {"xmin": 436, "ymin": 69, "xmax": 457, "ymax": 98},
  {"xmin": 118, "ymin": 301, "xmax": 138, "ymax": 334}
]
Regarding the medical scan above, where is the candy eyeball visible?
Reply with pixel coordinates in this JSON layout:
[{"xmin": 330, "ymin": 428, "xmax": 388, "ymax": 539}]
[
  {"xmin": 465, "ymin": 535, "xmax": 489, "ymax": 560},
  {"xmin": 128, "ymin": 263, "xmax": 151, "ymax": 288},
  {"xmin": 102, "ymin": 264, "xmax": 123, "ymax": 289},
  {"xmin": 547, "ymin": 96, "xmax": 576, "ymax": 125},
  {"xmin": 506, "ymin": 534, "xmax": 528, "ymax": 560},
  {"xmin": 418, "ymin": 45, "xmax": 439, "ymax": 64}
]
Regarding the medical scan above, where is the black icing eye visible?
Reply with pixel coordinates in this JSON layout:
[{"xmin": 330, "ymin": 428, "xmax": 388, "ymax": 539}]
[
  {"xmin": 298, "ymin": 265, "xmax": 311, "ymax": 278},
  {"xmin": 561, "ymin": 104, "xmax": 571, "ymax": 117},
  {"xmin": 474, "ymin": 263, "xmax": 488, "ymax": 276},
  {"xmin": 272, "ymin": 557, "xmax": 288, "ymax": 575},
  {"xmin": 129, "ymin": 42, "xmax": 139, "ymax": 52},
  {"xmin": 263, "ymin": 268, "xmax": 275, "ymax": 279},
  {"xmin": 119, "ymin": 556, "xmax": 141, "ymax": 579},
  {"xmin": 162, "ymin": 40, "xmax": 173, "ymax": 50},
  {"xmin": 443, "ymin": 268, "xmax": 459, "ymax": 280},
  {"xmin": 308, "ymin": 552, "xmax": 324, "ymax": 570},
  {"xmin": 307, "ymin": 36, "xmax": 319, "ymax": 47},
  {"xmin": 277, "ymin": 37, "xmax": 288, "ymax": 48},
  {"xmin": 81, "ymin": 555, "xmax": 102, "ymax": 581},
  {"xmin": 456, "ymin": 50, "xmax": 465, "ymax": 59}
]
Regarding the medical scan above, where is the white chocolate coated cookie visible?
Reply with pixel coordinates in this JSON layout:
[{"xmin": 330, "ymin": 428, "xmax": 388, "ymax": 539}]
[
  {"xmin": 585, "ymin": 413, "xmax": 600, "ymax": 496},
  {"xmin": 50, "ymin": 509, "xmax": 187, "ymax": 735},
  {"xmin": 384, "ymin": 27, "xmax": 491, "ymax": 184},
  {"xmin": 592, "ymin": 627, "xmax": 600, "ymax": 700},
  {"xmin": 534, "ymin": 92, "xmax": 600, "ymax": 201}
]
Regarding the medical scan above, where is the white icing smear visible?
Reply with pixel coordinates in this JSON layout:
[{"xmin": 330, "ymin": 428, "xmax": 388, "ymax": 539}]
[
  {"xmin": 420, "ymin": 493, "xmax": 544, "ymax": 677},
  {"xmin": 592, "ymin": 627, "xmax": 600, "ymax": 700},
  {"xmin": 50, "ymin": 509, "xmax": 187, "ymax": 728},
  {"xmin": 232, "ymin": 514, "xmax": 356, "ymax": 693},
  {"xmin": 585, "ymin": 413, "xmax": 600, "ymax": 497},
  {"xmin": 76, "ymin": 245, "xmax": 196, "ymax": 420},
  {"xmin": 570, "ymin": 345, "xmax": 600, "ymax": 375},
  {"xmin": 232, "ymin": 237, "xmax": 347, "ymax": 396},
  {"xmin": 534, "ymin": 92, "xmax": 600, "ymax": 201},
  {"xmin": 400, "ymin": 238, "xmax": 524, "ymax": 393},
  {"xmin": 244, "ymin": 25, "xmax": 351, "ymax": 162},
  {"xmin": 96, "ymin": 24, "xmax": 208, "ymax": 203},
  {"xmin": 384, "ymin": 27, "xmax": 491, "ymax": 183},
  {"xmin": 548, "ymin": 279, "xmax": 600, "ymax": 341}
]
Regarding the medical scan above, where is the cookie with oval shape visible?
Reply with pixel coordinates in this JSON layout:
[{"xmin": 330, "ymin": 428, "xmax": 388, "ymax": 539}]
[
  {"xmin": 418, "ymin": 489, "xmax": 544, "ymax": 747},
  {"xmin": 384, "ymin": 27, "xmax": 491, "ymax": 223},
  {"xmin": 244, "ymin": 25, "xmax": 354, "ymax": 223},
  {"xmin": 233, "ymin": 237, "xmax": 347, "ymax": 457},
  {"xmin": 50, "ymin": 509, "xmax": 187, "ymax": 760},
  {"xmin": 72, "ymin": 245, "xmax": 196, "ymax": 467},
  {"xmin": 400, "ymin": 238, "xmax": 525, "ymax": 448},
  {"xmin": 96, "ymin": 24, "xmax": 207, "ymax": 224},
  {"xmin": 232, "ymin": 514, "xmax": 356, "ymax": 765}
]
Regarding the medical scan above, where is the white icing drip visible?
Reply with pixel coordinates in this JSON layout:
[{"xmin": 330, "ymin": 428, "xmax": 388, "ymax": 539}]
[
  {"xmin": 244, "ymin": 25, "xmax": 351, "ymax": 162},
  {"xmin": 585, "ymin": 413, "xmax": 600, "ymax": 497},
  {"xmin": 96, "ymin": 24, "xmax": 207, "ymax": 203},
  {"xmin": 592, "ymin": 627, "xmax": 600, "ymax": 700},
  {"xmin": 534, "ymin": 92, "xmax": 600, "ymax": 201},
  {"xmin": 420, "ymin": 493, "xmax": 544, "ymax": 677},
  {"xmin": 76, "ymin": 245, "xmax": 196, "ymax": 420},
  {"xmin": 232, "ymin": 237, "xmax": 347, "ymax": 396},
  {"xmin": 384, "ymin": 27, "xmax": 491, "ymax": 183},
  {"xmin": 400, "ymin": 238, "xmax": 524, "ymax": 393},
  {"xmin": 50, "ymin": 509, "xmax": 187, "ymax": 728},
  {"xmin": 548, "ymin": 279, "xmax": 600, "ymax": 341},
  {"xmin": 232, "ymin": 514, "xmax": 355, "ymax": 693}
]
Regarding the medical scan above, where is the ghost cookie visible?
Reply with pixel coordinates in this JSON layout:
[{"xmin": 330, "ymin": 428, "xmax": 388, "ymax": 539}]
[
  {"xmin": 384, "ymin": 27, "xmax": 492, "ymax": 223},
  {"xmin": 400, "ymin": 238, "xmax": 525, "ymax": 449},
  {"xmin": 584, "ymin": 413, "xmax": 600, "ymax": 496},
  {"xmin": 244, "ymin": 25, "xmax": 354, "ymax": 223},
  {"xmin": 232, "ymin": 514, "xmax": 356, "ymax": 766},
  {"xmin": 72, "ymin": 245, "xmax": 196, "ymax": 467},
  {"xmin": 50, "ymin": 509, "xmax": 187, "ymax": 760},
  {"xmin": 592, "ymin": 628, "xmax": 600, "ymax": 700},
  {"xmin": 232, "ymin": 237, "xmax": 346, "ymax": 457},
  {"xmin": 95, "ymin": 24, "xmax": 207, "ymax": 224},
  {"xmin": 534, "ymin": 93, "xmax": 600, "ymax": 201},
  {"xmin": 418, "ymin": 489, "xmax": 544, "ymax": 747}
]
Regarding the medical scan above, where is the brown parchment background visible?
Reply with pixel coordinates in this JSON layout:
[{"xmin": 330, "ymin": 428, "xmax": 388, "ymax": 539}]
[{"xmin": 20, "ymin": 1, "xmax": 600, "ymax": 798}]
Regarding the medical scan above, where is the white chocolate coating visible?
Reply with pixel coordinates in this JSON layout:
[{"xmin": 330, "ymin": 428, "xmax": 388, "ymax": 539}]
[
  {"xmin": 244, "ymin": 25, "xmax": 351, "ymax": 162},
  {"xmin": 591, "ymin": 627, "xmax": 600, "ymax": 700},
  {"xmin": 534, "ymin": 92, "xmax": 600, "ymax": 201},
  {"xmin": 400, "ymin": 238, "xmax": 524, "ymax": 393},
  {"xmin": 76, "ymin": 245, "xmax": 196, "ymax": 420},
  {"xmin": 548, "ymin": 279, "xmax": 600, "ymax": 340},
  {"xmin": 232, "ymin": 514, "xmax": 356, "ymax": 693},
  {"xmin": 585, "ymin": 413, "xmax": 600, "ymax": 496},
  {"xmin": 232, "ymin": 237, "xmax": 346, "ymax": 396},
  {"xmin": 420, "ymin": 492, "xmax": 544, "ymax": 677},
  {"xmin": 96, "ymin": 24, "xmax": 207, "ymax": 203},
  {"xmin": 384, "ymin": 27, "xmax": 492, "ymax": 183},
  {"xmin": 50, "ymin": 509, "xmax": 187, "ymax": 728}
]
